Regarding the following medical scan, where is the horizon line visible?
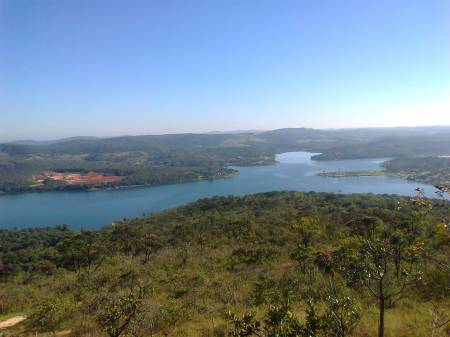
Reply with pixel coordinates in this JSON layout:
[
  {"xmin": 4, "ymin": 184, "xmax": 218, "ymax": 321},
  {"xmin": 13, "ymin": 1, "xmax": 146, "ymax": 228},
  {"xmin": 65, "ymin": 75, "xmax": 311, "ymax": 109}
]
[{"xmin": 3, "ymin": 124, "xmax": 450, "ymax": 144}]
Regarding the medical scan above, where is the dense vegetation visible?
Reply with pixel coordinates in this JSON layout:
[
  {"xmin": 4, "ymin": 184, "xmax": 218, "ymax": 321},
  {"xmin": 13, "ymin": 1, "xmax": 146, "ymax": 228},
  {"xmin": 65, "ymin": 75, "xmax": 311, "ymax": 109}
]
[
  {"xmin": 2, "ymin": 126, "xmax": 450, "ymax": 193},
  {"xmin": 382, "ymin": 157, "xmax": 450, "ymax": 188},
  {"xmin": 0, "ymin": 192, "xmax": 448, "ymax": 336}
]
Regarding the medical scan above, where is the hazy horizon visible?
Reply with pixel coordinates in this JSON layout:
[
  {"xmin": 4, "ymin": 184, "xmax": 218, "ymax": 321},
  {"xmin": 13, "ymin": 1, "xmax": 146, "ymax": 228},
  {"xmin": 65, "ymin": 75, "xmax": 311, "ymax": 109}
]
[
  {"xmin": 1, "ymin": 0, "xmax": 449, "ymax": 141},
  {"xmin": 3, "ymin": 124, "xmax": 450, "ymax": 144}
]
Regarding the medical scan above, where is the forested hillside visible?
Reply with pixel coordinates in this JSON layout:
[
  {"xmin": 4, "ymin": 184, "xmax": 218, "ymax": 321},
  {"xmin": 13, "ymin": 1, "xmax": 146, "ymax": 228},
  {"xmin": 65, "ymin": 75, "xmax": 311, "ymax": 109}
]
[
  {"xmin": 312, "ymin": 134, "xmax": 450, "ymax": 160},
  {"xmin": 383, "ymin": 156, "xmax": 450, "ymax": 171},
  {"xmin": 382, "ymin": 157, "xmax": 450, "ymax": 188},
  {"xmin": 0, "ymin": 192, "xmax": 448, "ymax": 336},
  {"xmin": 1, "ymin": 126, "xmax": 450, "ymax": 193}
]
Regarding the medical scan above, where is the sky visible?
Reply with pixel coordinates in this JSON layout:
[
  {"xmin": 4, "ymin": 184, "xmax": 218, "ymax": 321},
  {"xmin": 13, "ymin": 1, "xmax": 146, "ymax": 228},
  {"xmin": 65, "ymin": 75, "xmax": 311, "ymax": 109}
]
[{"xmin": 1, "ymin": 0, "xmax": 449, "ymax": 141}]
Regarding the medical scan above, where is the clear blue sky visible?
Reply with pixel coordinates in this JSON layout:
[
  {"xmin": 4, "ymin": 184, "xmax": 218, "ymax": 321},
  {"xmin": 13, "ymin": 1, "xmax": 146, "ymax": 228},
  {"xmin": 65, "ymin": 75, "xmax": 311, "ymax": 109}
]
[{"xmin": 1, "ymin": 0, "xmax": 449, "ymax": 141}]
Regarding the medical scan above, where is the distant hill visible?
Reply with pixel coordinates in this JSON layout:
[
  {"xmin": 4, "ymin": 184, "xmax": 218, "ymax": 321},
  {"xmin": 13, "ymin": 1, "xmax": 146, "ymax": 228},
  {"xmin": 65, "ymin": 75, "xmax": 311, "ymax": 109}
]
[
  {"xmin": 1, "ymin": 126, "xmax": 450, "ymax": 193},
  {"xmin": 205, "ymin": 129, "xmax": 265, "ymax": 135},
  {"xmin": 4, "ymin": 126, "xmax": 450, "ymax": 157},
  {"xmin": 7, "ymin": 136, "xmax": 101, "ymax": 146},
  {"xmin": 312, "ymin": 133, "xmax": 450, "ymax": 160}
]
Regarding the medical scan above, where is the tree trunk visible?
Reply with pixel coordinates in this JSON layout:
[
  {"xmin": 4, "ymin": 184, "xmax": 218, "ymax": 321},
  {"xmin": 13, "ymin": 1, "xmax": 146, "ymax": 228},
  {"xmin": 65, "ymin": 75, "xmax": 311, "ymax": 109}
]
[{"xmin": 379, "ymin": 296, "xmax": 385, "ymax": 337}]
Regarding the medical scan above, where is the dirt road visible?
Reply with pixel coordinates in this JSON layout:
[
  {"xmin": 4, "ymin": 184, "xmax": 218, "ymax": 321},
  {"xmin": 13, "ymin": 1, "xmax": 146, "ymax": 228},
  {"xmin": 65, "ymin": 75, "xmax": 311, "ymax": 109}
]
[{"xmin": 0, "ymin": 316, "xmax": 26, "ymax": 329}]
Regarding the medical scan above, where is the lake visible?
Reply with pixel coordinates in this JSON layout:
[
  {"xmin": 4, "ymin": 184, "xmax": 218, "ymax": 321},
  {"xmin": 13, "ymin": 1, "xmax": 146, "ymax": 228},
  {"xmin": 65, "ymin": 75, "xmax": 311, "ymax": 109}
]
[{"xmin": 0, "ymin": 152, "xmax": 439, "ymax": 229}]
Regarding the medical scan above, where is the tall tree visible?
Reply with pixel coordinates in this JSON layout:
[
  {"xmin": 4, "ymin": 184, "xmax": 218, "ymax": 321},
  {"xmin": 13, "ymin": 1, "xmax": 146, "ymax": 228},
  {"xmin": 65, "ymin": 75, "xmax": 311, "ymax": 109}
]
[{"xmin": 344, "ymin": 224, "xmax": 423, "ymax": 337}]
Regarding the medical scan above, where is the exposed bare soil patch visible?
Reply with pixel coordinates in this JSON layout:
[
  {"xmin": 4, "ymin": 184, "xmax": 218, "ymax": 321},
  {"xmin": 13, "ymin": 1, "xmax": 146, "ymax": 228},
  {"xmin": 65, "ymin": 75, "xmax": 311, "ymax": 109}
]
[
  {"xmin": 0, "ymin": 315, "xmax": 26, "ymax": 329},
  {"xmin": 36, "ymin": 171, "xmax": 124, "ymax": 185}
]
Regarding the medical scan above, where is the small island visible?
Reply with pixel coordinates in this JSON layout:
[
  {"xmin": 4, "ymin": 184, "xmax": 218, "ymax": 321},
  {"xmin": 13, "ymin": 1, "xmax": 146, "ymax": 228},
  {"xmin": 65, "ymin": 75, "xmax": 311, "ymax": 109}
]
[{"xmin": 317, "ymin": 170, "xmax": 387, "ymax": 178}]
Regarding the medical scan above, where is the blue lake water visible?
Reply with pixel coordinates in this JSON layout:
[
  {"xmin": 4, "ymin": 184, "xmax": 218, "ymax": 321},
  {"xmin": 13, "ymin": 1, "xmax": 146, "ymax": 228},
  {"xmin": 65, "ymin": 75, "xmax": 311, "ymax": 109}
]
[{"xmin": 0, "ymin": 152, "xmax": 439, "ymax": 229}]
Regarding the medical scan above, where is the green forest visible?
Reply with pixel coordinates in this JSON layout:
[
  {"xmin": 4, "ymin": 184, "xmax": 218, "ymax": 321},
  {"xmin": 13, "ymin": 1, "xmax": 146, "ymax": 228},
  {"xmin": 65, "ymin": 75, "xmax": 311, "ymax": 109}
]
[{"xmin": 0, "ymin": 192, "xmax": 448, "ymax": 336}]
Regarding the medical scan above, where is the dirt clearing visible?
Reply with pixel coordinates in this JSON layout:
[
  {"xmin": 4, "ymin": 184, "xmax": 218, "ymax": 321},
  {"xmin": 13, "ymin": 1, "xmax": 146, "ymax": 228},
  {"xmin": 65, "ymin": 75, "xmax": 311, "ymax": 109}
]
[{"xmin": 0, "ymin": 315, "xmax": 26, "ymax": 329}]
